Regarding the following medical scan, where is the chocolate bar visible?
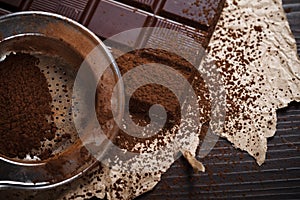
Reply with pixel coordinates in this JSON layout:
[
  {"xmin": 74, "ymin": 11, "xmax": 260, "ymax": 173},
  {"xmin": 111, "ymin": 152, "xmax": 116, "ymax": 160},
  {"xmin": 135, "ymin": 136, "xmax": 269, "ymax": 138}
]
[
  {"xmin": 0, "ymin": 0, "xmax": 225, "ymax": 48},
  {"xmin": 86, "ymin": 0, "xmax": 224, "ymax": 48}
]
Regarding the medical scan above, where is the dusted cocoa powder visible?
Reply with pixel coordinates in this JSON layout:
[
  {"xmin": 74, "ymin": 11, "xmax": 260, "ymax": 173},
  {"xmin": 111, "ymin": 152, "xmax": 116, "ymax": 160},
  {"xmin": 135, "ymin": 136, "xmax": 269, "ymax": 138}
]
[
  {"xmin": 110, "ymin": 48, "xmax": 211, "ymax": 152},
  {"xmin": 0, "ymin": 53, "xmax": 56, "ymax": 159}
]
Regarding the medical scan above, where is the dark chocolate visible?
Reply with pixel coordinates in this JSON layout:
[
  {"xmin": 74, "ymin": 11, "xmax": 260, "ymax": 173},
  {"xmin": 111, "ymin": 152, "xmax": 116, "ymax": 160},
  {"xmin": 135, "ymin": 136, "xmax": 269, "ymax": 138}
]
[
  {"xmin": 161, "ymin": 0, "xmax": 224, "ymax": 30},
  {"xmin": 85, "ymin": 0, "xmax": 225, "ymax": 48},
  {"xmin": 0, "ymin": 7, "xmax": 10, "ymax": 15},
  {"xmin": 87, "ymin": 0, "xmax": 150, "ymax": 46},
  {"xmin": 29, "ymin": 0, "xmax": 89, "ymax": 21},
  {"xmin": 1, "ymin": 0, "xmax": 226, "ymax": 50},
  {"xmin": 0, "ymin": 0, "xmax": 23, "ymax": 8},
  {"xmin": 115, "ymin": 0, "xmax": 159, "ymax": 12}
]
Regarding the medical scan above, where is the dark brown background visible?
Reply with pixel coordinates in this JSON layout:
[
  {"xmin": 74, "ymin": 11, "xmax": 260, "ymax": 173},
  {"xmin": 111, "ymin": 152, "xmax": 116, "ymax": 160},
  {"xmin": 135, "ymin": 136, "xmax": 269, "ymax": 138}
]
[{"xmin": 0, "ymin": 0, "xmax": 299, "ymax": 199}]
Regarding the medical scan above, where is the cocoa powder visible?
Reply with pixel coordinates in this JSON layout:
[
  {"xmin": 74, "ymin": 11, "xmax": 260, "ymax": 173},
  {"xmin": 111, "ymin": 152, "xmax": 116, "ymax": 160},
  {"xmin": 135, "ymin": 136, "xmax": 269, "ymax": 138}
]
[
  {"xmin": 0, "ymin": 53, "xmax": 56, "ymax": 159},
  {"xmin": 110, "ymin": 48, "xmax": 211, "ymax": 152}
]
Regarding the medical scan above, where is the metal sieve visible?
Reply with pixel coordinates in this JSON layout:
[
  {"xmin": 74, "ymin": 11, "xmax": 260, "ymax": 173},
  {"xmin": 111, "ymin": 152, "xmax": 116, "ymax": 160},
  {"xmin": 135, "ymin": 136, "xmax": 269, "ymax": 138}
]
[{"xmin": 0, "ymin": 11, "xmax": 123, "ymax": 189}]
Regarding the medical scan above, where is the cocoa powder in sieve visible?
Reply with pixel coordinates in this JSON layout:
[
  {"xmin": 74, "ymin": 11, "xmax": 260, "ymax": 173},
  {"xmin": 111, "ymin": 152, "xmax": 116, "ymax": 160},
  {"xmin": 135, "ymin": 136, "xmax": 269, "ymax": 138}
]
[{"xmin": 0, "ymin": 53, "xmax": 56, "ymax": 159}]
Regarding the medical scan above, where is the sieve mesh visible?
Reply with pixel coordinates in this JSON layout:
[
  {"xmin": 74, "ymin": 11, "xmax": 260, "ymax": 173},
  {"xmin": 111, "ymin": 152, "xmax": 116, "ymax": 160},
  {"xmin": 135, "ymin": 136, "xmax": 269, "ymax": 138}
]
[{"xmin": 34, "ymin": 54, "xmax": 79, "ymax": 158}]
